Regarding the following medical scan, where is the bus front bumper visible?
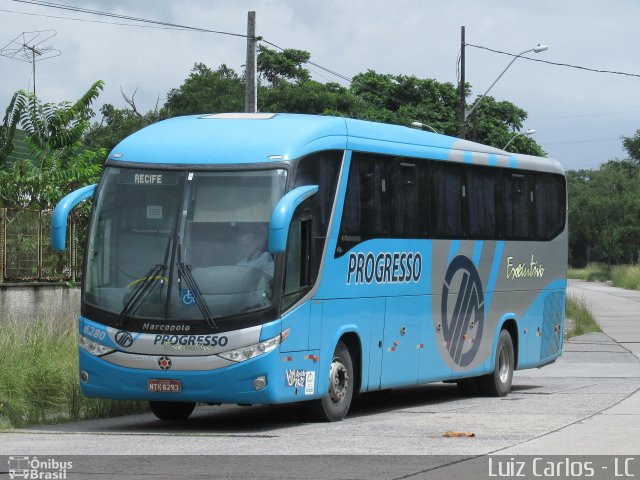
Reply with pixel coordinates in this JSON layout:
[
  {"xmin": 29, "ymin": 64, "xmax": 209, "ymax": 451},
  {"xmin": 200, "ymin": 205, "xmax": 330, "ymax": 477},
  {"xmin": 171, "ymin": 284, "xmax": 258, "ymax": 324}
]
[{"xmin": 79, "ymin": 347, "xmax": 322, "ymax": 405}]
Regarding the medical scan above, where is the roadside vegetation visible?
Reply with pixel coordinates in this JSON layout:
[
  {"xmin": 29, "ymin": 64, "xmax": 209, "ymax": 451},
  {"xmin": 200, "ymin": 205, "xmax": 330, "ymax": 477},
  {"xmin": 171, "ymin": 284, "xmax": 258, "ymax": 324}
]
[
  {"xmin": 565, "ymin": 295, "xmax": 601, "ymax": 338},
  {"xmin": 567, "ymin": 263, "xmax": 640, "ymax": 291},
  {"xmin": 0, "ymin": 316, "xmax": 147, "ymax": 430}
]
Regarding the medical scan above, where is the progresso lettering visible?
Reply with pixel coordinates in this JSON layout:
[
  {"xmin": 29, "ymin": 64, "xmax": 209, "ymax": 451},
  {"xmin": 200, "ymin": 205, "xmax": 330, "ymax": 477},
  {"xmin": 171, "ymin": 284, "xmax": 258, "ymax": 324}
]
[
  {"xmin": 153, "ymin": 334, "xmax": 229, "ymax": 347},
  {"xmin": 347, "ymin": 251, "xmax": 422, "ymax": 285}
]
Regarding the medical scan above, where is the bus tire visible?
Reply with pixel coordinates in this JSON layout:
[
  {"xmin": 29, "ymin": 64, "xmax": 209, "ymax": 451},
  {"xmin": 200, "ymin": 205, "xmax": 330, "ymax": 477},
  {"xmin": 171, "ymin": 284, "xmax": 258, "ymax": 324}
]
[
  {"xmin": 311, "ymin": 341, "xmax": 354, "ymax": 422},
  {"xmin": 479, "ymin": 329, "xmax": 514, "ymax": 397},
  {"xmin": 149, "ymin": 401, "xmax": 196, "ymax": 421}
]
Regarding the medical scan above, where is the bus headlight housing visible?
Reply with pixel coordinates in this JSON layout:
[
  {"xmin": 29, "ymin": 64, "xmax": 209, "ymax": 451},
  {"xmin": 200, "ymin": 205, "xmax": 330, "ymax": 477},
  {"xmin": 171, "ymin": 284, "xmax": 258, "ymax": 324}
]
[
  {"xmin": 79, "ymin": 334, "xmax": 115, "ymax": 357},
  {"xmin": 218, "ymin": 329, "xmax": 290, "ymax": 363}
]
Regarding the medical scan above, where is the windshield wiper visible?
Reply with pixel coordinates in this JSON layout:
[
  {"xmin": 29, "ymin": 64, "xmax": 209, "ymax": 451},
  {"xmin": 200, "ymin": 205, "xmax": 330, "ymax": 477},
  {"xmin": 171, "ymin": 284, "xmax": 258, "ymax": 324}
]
[
  {"xmin": 177, "ymin": 262, "xmax": 218, "ymax": 329},
  {"xmin": 117, "ymin": 264, "xmax": 166, "ymax": 328}
]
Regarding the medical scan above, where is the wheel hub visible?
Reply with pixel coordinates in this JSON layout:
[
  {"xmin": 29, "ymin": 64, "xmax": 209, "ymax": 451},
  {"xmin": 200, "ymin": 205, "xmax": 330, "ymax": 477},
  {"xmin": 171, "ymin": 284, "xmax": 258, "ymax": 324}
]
[
  {"xmin": 498, "ymin": 344, "xmax": 510, "ymax": 383},
  {"xmin": 328, "ymin": 360, "xmax": 349, "ymax": 404}
]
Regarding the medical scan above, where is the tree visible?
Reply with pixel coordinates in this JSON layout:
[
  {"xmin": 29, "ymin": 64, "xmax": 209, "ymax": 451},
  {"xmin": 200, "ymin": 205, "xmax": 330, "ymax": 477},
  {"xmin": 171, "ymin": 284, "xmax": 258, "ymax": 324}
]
[
  {"xmin": 163, "ymin": 63, "xmax": 244, "ymax": 116},
  {"xmin": 622, "ymin": 129, "xmax": 640, "ymax": 164},
  {"xmin": 257, "ymin": 45, "xmax": 310, "ymax": 86},
  {"xmin": 0, "ymin": 81, "xmax": 106, "ymax": 208},
  {"xmin": 568, "ymin": 159, "xmax": 640, "ymax": 266},
  {"xmin": 86, "ymin": 47, "xmax": 546, "ymax": 157},
  {"xmin": 85, "ymin": 103, "xmax": 161, "ymax": 153}
]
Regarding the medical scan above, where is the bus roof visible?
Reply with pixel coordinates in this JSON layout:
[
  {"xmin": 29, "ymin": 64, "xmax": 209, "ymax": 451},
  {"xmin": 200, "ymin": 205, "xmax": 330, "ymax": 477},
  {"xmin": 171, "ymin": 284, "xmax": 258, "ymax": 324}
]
[{"xmin": 108, "ymin": 113, "xmax": 564, "ymax": 175}]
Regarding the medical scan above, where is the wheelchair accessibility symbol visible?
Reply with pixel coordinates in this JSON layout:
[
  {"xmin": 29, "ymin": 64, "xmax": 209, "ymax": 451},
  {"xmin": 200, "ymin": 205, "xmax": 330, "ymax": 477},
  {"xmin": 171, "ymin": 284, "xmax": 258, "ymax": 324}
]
[{"xmin": 182, "ymin": 288, "xmax": 196, "ymax": 305}]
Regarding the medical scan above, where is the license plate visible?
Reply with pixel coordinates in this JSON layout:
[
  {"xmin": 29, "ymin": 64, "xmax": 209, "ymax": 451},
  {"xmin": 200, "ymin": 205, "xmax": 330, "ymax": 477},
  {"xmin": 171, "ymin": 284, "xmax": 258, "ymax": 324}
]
[{"xmin": 147, "ymin": 378, "xmax": 181, "ymax": 393}]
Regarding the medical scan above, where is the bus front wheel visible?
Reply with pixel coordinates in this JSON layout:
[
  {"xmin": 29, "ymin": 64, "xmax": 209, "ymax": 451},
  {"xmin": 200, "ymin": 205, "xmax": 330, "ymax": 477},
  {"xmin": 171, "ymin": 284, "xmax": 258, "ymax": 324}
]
[
  {"xmin": 149, "ymin": 401, "xmax": 196, "ymax": 421},
  {"xmin": 311, "ymin": 341, "xmax": 354, "ymax": 422},
  {"xmin": 479, "ymin": 329, "xmax": 514, "ymax": 397}
]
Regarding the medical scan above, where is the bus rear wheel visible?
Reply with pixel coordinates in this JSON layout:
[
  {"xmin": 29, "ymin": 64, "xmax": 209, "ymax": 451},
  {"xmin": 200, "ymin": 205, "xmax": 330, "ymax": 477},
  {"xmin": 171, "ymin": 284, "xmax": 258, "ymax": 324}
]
[
  {"xmin": 478, "ymin": 329, "xmax": 514, "ymax": 397},
  {"xmin": 311, "ymin": 341, "xmax": 354, "ymax": 422},
  {"xmin": 149, "ymin": 401, "xmax": 196, "ymax": 421}
]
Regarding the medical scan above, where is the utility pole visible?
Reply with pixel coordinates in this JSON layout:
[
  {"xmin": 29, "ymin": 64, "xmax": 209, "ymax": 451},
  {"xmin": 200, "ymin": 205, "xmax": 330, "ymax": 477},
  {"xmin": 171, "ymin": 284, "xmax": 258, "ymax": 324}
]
[
  {"xmin": 458, "ymin": 25, "xmax": 466, "ymax": 139},
  {"xmin": 244, "ymin": 11, "xmax": 257, "ymax": 113}
]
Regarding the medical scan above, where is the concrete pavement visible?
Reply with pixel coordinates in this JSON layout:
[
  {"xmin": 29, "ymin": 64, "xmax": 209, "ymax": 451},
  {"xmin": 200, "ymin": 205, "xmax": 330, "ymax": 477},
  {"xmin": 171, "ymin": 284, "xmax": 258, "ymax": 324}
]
[
  {"xmin": 500, "ymin": 279, "xmax": 640, "ymax": 454},
  {"xmin": 0, "ymin": 280, "xmax": 639, "ymax": 479}
]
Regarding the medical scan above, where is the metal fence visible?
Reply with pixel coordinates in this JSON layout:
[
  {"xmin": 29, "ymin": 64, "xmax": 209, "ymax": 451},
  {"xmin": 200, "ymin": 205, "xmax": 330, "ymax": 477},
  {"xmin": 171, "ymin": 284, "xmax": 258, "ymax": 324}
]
[{"xmin": 0, "ymin": 208, "xmax": 84, "ymax": 282}]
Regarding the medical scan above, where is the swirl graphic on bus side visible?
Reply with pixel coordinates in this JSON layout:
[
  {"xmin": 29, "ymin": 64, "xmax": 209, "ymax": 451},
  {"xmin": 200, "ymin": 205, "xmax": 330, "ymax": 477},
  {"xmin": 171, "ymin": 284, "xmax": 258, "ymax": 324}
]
[{"xmin": 441, "ymin": 255, "xmax": 484, "ymax": 367}]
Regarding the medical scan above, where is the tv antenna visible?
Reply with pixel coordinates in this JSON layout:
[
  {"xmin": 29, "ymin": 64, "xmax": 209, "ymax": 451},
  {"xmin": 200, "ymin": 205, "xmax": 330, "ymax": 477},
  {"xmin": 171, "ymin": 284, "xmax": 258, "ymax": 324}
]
[{"xmin": 1, "ymin": 30, "xmax": 61, "ymax": 97}]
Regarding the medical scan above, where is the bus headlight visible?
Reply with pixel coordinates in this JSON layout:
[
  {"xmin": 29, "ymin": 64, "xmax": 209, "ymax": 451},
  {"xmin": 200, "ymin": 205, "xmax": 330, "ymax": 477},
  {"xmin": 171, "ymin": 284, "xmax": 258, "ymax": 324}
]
[
  {"xmin": 218, "ymin": 329, "xmax": 290, "ymax": 363},
  {"xmin": 79, "ymin": 334, "xmax": 115, "ymax": 357}
]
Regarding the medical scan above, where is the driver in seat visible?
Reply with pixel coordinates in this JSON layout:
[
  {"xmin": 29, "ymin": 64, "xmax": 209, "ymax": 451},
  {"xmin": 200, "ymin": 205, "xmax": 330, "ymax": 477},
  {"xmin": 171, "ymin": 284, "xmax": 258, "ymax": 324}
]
[{"xmin": 237, "ymin": 232, "xmax": 274, "ymax": 276}]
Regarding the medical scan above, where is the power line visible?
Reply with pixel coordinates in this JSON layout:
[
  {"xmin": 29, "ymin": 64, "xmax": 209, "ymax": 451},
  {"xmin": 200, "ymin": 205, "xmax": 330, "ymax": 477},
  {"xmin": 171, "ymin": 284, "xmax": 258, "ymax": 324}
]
[
  {"xmin": 466, "ymin": 43, "xmax": 640, "ymax": 79},
  {"xmin": 0, "ymin": 7, "xmax": 192, "ymax": 31},
  {"xmin": 6, "ymin": 0, "xmax": 404, "ymax": 106},
  {"xmin": 8, "ymin": 0, "xmax": 249, "ymax": 38}
]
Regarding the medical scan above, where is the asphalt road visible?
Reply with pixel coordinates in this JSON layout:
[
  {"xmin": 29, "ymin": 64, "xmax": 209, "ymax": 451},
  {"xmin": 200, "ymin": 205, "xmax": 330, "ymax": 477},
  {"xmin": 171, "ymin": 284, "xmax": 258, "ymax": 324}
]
[{"xmin": 1, "ymin": 280, "xmax": 639, "ymax": 479}]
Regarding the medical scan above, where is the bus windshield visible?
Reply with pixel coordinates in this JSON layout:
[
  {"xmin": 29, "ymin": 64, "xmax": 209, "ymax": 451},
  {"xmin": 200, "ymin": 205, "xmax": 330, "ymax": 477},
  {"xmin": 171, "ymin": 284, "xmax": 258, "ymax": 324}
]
[{"xmin": 84, "ymin": 166, "xmax": 288, "ymax": 323}]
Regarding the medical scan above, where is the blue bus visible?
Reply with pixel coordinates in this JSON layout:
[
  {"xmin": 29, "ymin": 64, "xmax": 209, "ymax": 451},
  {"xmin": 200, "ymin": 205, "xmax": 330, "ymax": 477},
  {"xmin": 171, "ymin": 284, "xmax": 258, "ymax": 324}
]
[{"xmin": 52, "ymin": 113, "xmax": 567, "ymax": 421}]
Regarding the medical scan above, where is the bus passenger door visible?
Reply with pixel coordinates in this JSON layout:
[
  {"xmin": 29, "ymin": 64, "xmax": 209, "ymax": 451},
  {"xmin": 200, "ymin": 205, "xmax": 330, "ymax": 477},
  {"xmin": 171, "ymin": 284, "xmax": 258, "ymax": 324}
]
[{"xmin": 380, "ymin": 296, "xmax": 425, "ymax": 388}]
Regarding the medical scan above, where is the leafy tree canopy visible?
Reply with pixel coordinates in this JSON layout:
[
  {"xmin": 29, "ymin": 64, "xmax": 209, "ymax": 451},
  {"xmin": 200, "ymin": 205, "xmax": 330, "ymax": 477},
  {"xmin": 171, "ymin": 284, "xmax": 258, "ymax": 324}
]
[
  {"xmin": 164, "ymin": 63, "xmax": 244, "ymax": 116},
  {"xmin": 0, "ymin": 81, "xmax": 105, "ymax": 208},
  {"xmin": 257, "ymin": 45, "xmax": 310, "ymax": 86},
  {"xmin": 622, "ymin": 129, "xmax": 640, "ymax": 164}
]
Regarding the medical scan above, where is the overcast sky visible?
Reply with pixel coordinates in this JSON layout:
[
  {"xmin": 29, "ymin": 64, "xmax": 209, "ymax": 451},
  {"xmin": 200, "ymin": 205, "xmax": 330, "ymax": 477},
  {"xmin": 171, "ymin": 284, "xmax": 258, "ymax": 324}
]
[{"xmin": 1, "ymin": 0, "xmax": 639, "ymax": 170}]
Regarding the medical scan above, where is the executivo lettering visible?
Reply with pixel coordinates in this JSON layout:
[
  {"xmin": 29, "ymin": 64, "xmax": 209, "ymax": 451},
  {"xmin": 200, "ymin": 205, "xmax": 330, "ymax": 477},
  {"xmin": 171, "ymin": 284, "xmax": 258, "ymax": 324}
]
[{"xmin": 506, "ymin": 255, "xmax": 545, "ymax": 280}]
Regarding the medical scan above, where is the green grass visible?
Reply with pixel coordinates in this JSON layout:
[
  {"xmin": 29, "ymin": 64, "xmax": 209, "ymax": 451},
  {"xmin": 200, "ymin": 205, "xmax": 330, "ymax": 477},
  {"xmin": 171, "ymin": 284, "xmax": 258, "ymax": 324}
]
[
  {"xmin": 568, "ymin": 263, "xmax": 640, "ymax": 291},
  {"xmin": 567, "ymin": 263, "xmax": 611, "ymax": 282},
  {"xmin": 0, "ymin": 316, "xmax": 147, "ymax": 430},
  {"xmin": 610, "ymin": 265, "xmax": 640, "ymax": 291},
  {"xmin": 565, "ymin": 295, "xmax": 601, "ymax": 338}
]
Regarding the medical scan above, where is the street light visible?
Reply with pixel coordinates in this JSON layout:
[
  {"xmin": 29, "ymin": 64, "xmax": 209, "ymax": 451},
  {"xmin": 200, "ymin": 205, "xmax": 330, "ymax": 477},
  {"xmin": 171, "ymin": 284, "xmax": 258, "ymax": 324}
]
[
  {"xmin": 503, "ymin": 128, "xmax": 536, "ymax": 151},
  {"xmin": 465, "ymin": 44, "xmax": 549, "ymax": 121},
  {"xmin": 411, "ymin": 121, "xmax": 440, "ymax": 134}
]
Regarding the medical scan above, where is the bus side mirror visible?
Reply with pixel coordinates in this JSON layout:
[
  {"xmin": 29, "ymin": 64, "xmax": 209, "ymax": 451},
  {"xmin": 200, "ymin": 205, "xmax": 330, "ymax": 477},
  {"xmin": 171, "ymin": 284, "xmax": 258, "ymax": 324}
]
[
  {"xmin": 51, "ymin": 184, "xmax": 97, "ymax": 251},
  {"xmin": 268, "ymin": 185, "xmax": 318, "ymax": 253}
]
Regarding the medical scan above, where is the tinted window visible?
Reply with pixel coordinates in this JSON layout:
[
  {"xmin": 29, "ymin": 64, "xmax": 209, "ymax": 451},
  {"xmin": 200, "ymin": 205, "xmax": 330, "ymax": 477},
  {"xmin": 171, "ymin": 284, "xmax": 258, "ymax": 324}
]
[
  {"xmin": 340, "ymin": 153, "xmax": 388, "ymax": 238},
  {"xmin": 504, "ymin": 172, "xmax": 535, "ymax": 240},
  {"xmin": 294, "ymin": 151, "xmax": 342, "ymax": 236},
  {"xmin": 430, "ymin": 162, "xmax": 467, "ymax": 237},
  {"xmin": 535, "ymin": 173, "xmax": 566, "ymax": 240},
  {"xmin": 468, "ymin": 166, "xmax": 501, "ymax": 238},
  {"xmin": 291, "ymin": 151, "xmax": 341, "ymax": 287},
  {"xmin": 389, "ymin": 158, "xmax": 429, "ymax": 237}
]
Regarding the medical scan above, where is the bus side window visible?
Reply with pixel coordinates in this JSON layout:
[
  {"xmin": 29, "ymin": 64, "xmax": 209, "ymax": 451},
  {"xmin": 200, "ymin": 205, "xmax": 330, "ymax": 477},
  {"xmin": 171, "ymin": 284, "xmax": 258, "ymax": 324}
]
[
  {"xmin": 468, "ymin": 166, "xmax": 501, "ymax": 239},
  {"xmin": 535, "ymin": 173, "xmax": 566, "ymax": 240},
  {"xmin": 504, "ymin": 172, "xmax": 535, "ymax": 240},
  {"xmin": 430, "ymin": 162, "xmax": 467, "ymax": 238},
  {"xmin": 282, "ymin": 217, "xmax": 312, "ymax": 309},
  {"xmin": 341, "ymin": 153, "xmax": 388, "ymax": 238},
  {"xmin": 293, "ymin": 150, "xmax": 341, "ymax": 287},
  {"xmin": 389, "ymin": 158, "xmax": 429, "ymax": 237}
]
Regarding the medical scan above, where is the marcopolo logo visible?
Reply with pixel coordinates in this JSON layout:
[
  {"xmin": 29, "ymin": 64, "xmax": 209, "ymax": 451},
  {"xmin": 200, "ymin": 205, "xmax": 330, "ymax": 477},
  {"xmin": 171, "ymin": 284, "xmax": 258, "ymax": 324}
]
[
  {"xmin": 441, "ymin": 255, "xmax": 485, "ymax": 367},
  {"xmin": 114, "ymin": 330, "xmax": 134, "ymax": 348}
]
